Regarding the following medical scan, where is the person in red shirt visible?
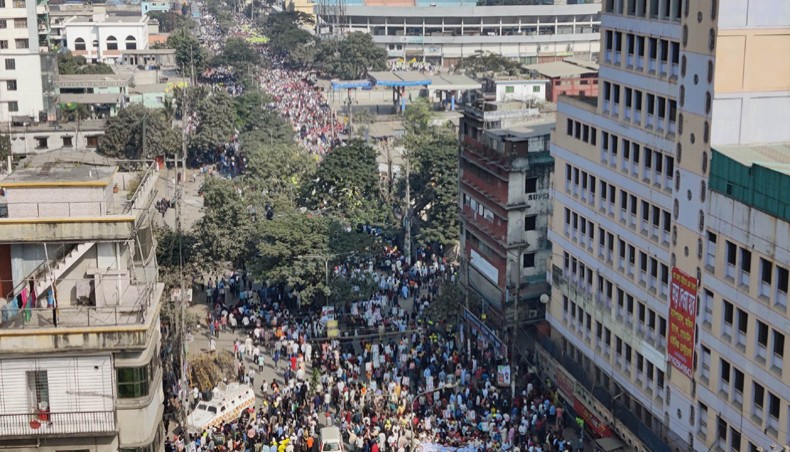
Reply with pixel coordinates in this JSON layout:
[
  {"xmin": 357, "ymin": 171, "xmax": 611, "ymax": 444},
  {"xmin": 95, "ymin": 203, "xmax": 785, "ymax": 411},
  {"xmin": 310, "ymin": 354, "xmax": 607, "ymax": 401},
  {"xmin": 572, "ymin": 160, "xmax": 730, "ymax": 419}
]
[{"xmin": 290, "ymin": 355, "xmax": 297, "ymax": 371}]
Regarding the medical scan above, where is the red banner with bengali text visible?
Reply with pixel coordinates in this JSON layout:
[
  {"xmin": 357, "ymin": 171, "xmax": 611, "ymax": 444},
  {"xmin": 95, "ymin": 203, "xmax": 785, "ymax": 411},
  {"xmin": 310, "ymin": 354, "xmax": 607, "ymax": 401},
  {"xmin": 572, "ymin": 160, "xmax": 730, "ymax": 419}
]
[{"xmin": 667, "ymin": 267, "xmax": 698, "ymax": 379}]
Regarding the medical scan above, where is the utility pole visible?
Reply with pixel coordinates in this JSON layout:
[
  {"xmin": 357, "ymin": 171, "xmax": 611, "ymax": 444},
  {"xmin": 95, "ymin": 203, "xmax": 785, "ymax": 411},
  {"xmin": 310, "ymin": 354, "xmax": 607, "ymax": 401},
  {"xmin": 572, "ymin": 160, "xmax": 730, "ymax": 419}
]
[
  {"xmin": 403, "ymin": 155, "xmax": 411, "ymax": 266},
  {"xmin": 176, "ymin": 87, "xmax": 189, "ymax": 433}
]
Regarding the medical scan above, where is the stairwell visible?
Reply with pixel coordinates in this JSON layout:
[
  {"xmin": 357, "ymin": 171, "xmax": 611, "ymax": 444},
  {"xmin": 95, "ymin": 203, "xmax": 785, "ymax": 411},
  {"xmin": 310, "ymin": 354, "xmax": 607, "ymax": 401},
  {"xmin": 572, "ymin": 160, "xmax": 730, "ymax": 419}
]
[{"xmin": 34, "ymin": 242, "xmax": 95, "ymax": 297}]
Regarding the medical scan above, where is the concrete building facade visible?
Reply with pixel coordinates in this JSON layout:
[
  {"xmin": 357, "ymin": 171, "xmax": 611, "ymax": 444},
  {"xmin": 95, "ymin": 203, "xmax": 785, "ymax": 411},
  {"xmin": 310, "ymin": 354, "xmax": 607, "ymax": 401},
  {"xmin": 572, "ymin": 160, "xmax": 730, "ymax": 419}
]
[
  {"xmin": 317, "ymin": 3, "xmax": 602, "ymax": 68},
  {"xmin": 0, "ymin": 152, "xmax": 165, "ymax": 452},
  {"xmin": 458, "ymin": 102, "xmax": 554, "ymax": 330},
  {"xmin": 0, "ymin": 0, "xmax": 49, "ymax": 122},
  {"xmin": 542, "ymin": 0, "xmax": 790, "ymax": 450},
  {"xmin": 63, "ymin": 9, "xmax": 149, "ymax": 64}
]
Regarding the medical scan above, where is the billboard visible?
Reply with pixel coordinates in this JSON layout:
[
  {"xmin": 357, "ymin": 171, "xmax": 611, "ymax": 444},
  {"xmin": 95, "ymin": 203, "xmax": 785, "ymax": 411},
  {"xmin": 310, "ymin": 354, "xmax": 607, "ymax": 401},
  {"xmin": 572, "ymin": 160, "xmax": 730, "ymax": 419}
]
[{"xmin": 667, "ymin": 267, "xmax": 698, "ymax": 378}]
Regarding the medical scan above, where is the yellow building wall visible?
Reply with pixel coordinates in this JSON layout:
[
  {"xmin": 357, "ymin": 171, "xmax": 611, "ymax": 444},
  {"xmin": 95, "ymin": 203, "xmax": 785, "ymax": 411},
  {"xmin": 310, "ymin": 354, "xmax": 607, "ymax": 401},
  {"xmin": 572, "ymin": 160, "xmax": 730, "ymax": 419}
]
[{"xmin": 715, "ymin": 29, "xmax": 790, "ymax": 93}]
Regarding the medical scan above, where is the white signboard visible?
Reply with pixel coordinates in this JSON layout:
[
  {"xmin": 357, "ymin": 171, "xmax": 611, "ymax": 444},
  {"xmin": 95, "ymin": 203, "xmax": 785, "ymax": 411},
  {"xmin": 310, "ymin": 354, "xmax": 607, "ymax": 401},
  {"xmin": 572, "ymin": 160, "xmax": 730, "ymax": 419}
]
[{"xmin": 470, "ymin": 249, "xmax": 498, "ymax": 283}]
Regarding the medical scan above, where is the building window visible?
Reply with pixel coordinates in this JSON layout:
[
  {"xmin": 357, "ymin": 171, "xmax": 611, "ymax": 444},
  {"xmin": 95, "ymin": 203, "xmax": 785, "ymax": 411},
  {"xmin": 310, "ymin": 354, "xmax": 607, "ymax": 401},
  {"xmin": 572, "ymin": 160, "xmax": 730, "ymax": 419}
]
[
  {"xmin": 26, "ymin": 370, "xmax": 50, "ymax": 412},
  {"xmin": 532, "ymin": 85, "xmax": 541, "ymax": 93},
  {"xmin": 106, "ymin": 35, "xmax": 118, "ymax": 50},
  {"xmin": 0, "ymin": 41, "xmax": 8, "ymax": 49},
  {"xmin": 5, "ymin": 58, "xmax": 15, "ymax": 70},
  {"xmin": 753, "ymin": 382, "xmax": 764, "ymax": 420},
  {"xmin": 0, "ymin": 19, "xmax": 6, "ymax": 29},
  {"xmin": 505, "ymin": 86, "xmax": 515, "ymax": 93},
  {"xmin": 13, "ymin": 18, "xmax": 26, "ymax": 28},
  {"xmin": 524, "ymin": 215, "xmax": 537, "ymax": 231},
  {"xmin": 6, "ymin": 80, "xmax": 16, "ymax": 91},
  {"xmin": 74, "ymin": 37, "xmax": 86, "ymax": 51},
  {"xmin": 117, "ymin": 365, "xmax": 151, "ymax": 399},
  {"xmin": 8, "ymin": 101, "xmax": 18, "ymax": 112},
  {"xmin": 525, "ymin": 177, "xmax": 538, "ymax": 193},
  {"xmin": 35, "ymin": 137, "xmax": 48, "ymax": 149},
  {"xmin": 125, "ymin": 35, "xmax": 137, "ymax": 50},
  {"xmin": 62, "ymin": 136, "xmax": 73, "ymax": 147},
  {"xmin": 522, "ymin": 253, "xmax": 535, "ymax": 268},
  {"xmin": 87, "ymin": 136, "xmax": 99, "ymax": 148},
  {"xmin": 14, "ymin": 38, "xmax": 28, "ymax": 49},
  {"xmin": 698, "ymin": 402, "xmax": 708, "ymax": 436}
]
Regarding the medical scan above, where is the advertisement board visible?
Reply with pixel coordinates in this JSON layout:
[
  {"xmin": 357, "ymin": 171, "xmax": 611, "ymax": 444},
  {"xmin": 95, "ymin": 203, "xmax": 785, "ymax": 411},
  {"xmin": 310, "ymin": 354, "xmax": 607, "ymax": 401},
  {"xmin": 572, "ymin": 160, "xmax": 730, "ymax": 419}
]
[
  {"xmin": 497, "ymin": 365, "xmax": 511, "ymax": 387},
  {"xmin": 667, "ymin": 267, "xmax": 698, "ymax": 379}
]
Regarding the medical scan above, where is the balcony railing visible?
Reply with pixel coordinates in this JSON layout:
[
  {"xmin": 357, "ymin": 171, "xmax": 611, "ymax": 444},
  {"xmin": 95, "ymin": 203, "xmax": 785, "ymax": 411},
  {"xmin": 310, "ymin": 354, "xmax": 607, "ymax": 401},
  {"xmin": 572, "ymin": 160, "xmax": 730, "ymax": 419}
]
[
  {"xmin": 0, "ymin": 410, "xmax": 116, "ymax": 438},
  {"xmin": 1, "ymin": 280, "xmax": 157, "ymax": 330}
]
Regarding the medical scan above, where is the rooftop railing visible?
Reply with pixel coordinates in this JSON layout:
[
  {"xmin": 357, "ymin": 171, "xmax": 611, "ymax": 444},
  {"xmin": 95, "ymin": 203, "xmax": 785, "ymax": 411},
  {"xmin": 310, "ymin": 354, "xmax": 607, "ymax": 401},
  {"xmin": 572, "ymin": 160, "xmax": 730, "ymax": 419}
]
[{"xmin": 0, "ymin": 410, "xmax": 116, "ymax": 438}]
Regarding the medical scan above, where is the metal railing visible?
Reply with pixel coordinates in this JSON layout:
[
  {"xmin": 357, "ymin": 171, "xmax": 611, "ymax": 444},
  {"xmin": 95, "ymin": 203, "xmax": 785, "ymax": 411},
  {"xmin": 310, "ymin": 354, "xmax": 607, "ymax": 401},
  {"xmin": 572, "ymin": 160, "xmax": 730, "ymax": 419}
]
[
  {"xmin": 1, "ymin": 281, "xmax": 156, "ymax": 330},
  {"xmin": 0, "ymin": 410, "xmax": 116, "ymax": 437},
  {"xmin": 122, "ymin": 163, "xmax": 158, "ymax": 215}
]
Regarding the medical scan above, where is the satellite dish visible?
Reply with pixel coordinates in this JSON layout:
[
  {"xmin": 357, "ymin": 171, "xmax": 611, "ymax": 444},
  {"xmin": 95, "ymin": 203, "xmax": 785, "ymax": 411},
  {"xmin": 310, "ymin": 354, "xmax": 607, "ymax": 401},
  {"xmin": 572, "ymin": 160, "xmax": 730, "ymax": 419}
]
[{"xmin": 540, "ymin": 293, "xmax": 549, "ymax": 304}]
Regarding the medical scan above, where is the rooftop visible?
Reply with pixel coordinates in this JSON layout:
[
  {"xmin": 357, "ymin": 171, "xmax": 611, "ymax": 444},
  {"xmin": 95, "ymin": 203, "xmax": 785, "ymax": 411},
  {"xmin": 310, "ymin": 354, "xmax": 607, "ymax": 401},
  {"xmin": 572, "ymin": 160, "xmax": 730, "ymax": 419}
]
[
  {"xmin": 714, "ymin": 142, "xmax": 790, "ymax": 176},
  {"xmin": 121, "ymin": 48, "xmax": 176, "ymax": 55},
  {"xmin": 59, "ymin": 92, "xmax": 125, "ymax": 104},
  {"xmin": 523, "ymin": 60, "xmax": 599, "ymax": 78},
  {"xmin": 55, "ymin": 73, "xmax": 133, "ymax": 87},
  {"xmin": 1, "ymin": 156, "xmax": 116, "ymax": 188},
  {"xmin": 487, "ymin": 119, "xmax": 556, "ymax": 141},
  {"xmin": 0, "ymin": 119, "xmax": 107, "ymax": 134}
]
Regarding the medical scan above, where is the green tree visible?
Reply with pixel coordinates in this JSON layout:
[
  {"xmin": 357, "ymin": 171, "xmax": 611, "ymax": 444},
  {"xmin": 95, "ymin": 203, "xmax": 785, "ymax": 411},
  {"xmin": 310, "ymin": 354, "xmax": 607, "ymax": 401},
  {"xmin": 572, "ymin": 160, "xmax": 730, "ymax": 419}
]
[
  {"xmin": 147, "ymin": 10, "xmax": 194, "ymax": 33},
  {"xmin": 167, "ymin": 29, "xmax": 207, "ymax": 79},
  {"xmin": 401, "ymin": 99, "xmax": 459, "ymax": 248},
  {"xmin": 98, "ymin": 104, "xmax": 182, "ymax": 159},
  {"xmin": 424, "ymin": 279, "xmax": 465, "ymax": 326},
  {"xmin": 302, "ymin": 139, "xmax": 384, "ymax": 224},
  {"xmin": 315, "ymin": 32, "xmax": 387, "ymax": 79},
  {"xmin": 193, "ymin": 177, "xmax": 257, "ymax": 272},
  {"xmin": 252, "ymin": 213, "xmax": 331, "ymax": 303},
  {"xmin": 190, "ymin": 90, "xmax": 235, "ymax": 160},
  {"xmin": 154, "ymin": 225, "xmax": 198, "ymax": 289},
  {"xmin": 58, "ymin": 51, "xmax": 114, "ymax": 75},
  {"xmin": 456, "ymin": 50, "xmax": 522, "ymax": 76},
  {"xmin": 242, "ymin": 140, "xmax": 313, "ymax": 211},
  {"xmin": 234, "ymin": 90, "xmax": 275, "ymax": 133},
  {"xmin": 213, "ymin": 38, "xmax": 261, "ymax": 75},
  {"xmin": 263, "ymin": 11, "xmax": 317, "ymax": 66}
]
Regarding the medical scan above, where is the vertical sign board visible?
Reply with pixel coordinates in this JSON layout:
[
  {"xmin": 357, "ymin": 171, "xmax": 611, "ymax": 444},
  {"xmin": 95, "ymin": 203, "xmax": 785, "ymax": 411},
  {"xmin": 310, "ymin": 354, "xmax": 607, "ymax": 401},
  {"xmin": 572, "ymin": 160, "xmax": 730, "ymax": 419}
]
[{"xmin": 667, "ymin": 267, "xmax": 698, "ymax": 378}]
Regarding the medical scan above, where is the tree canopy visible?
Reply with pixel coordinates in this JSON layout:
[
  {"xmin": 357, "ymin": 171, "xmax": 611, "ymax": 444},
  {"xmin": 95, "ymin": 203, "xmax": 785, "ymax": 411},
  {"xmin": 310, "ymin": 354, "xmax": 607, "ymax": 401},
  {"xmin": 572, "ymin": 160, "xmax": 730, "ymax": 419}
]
[
  {"xmin": 98, "ymin": 104, "xmax": 182, "ymax": 159},
  {"xmin": 263, "ymin": 11, "xmax": 317, "ymax": 66},
  {"xmin": 315, "ymin": 32, "xmax": 387, "ymax": 80},
  {"xmin": 212, "ymin": 38, "xmax": 261, "ymax": 75},
  {"xmin": 190, "ymin": 90, "xmax": 236, "ymax": 160},
  {"xmin": 455, "ymin": 50, "xmax": 522, "ymax": 76},
  {"xmin": 302, "ymin": 139, "xmax": 385, "ymax": 224},
  {"xmin": 400, "ymin": 99, "xmax": 460, "ymax": 249},
  {"xmin": 167, "ymin": 29, "xmax": 208, "ymax": 79},
  {"xmin": 58, "ymin": 52, "xmax": 114, "ymax": 75}
]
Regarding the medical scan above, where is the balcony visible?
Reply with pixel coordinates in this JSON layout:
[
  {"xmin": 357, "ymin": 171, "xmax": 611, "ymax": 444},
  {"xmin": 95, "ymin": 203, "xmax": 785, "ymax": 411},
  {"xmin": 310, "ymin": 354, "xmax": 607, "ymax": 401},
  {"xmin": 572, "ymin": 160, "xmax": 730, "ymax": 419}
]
[
  {"xmin": 0, "ymin": 276, "xmax": 163, "ymax": 354},
  {"xmin": 0, "ymin": 410, "xmax": 116, "ymax": 439}
]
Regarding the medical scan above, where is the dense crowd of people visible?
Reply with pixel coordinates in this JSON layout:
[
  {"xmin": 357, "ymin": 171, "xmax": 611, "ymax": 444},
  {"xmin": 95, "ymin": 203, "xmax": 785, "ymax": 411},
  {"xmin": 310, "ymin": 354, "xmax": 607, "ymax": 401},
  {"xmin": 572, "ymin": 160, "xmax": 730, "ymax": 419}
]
[{"xmin": 167, "ymin": 230, "xmax": 579, "ymax": 452}]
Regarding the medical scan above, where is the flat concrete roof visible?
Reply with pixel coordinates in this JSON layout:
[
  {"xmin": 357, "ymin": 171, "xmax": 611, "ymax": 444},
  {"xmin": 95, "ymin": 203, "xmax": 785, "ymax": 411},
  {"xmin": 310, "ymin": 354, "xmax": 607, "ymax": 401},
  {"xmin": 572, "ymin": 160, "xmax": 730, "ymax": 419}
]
[
  {"xmin": 1, "ymin": 151, "xmax": 116, "ymax": 188},
  {"xmin": 715, "ymin": 143, "xmax": 790, "ymax": 177},
  {"xmin": 369, "ymin": 71, "xmax": 433, "ymax": 87},
  {"xmin": 341, "ymin": 3, "xmax": 601, "ymax": 18},
  {"xmin": 59, "ymin": 93, "xmax": 124, "ymax": 104},
  {"xmin": 0, "ymin": 119, "xmax": 107, "ymax": 134},
  {"xmin": 524, "ymin": 60, "xmax": 598, "ymax": 78},
  {"xmin": 428, "ymin": 74, "xmax": 481, "ymax": 91},
  {"xmin": 487, "ymin": 119, "xmax": 556, "ymax": 141},
  {"xmin": 56, "ymin": 73, "xmax": 133, "ymax": 86}
]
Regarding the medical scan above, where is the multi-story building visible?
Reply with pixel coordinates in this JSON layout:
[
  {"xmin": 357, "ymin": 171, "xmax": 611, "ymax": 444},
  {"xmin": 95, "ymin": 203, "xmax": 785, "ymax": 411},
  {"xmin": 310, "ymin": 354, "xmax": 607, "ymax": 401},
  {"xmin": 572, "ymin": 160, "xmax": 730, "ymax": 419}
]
[
  {"xmin": 0, "ymin": 151, "xmax": 165, "ymax": 452},
  {"xmin": 317, "ymin": 2, "xmax": 601, "ymax": 68},
  {"xmin": 542, "ymin": 0, "xmax": 790, "ymax": 450},
  {"xmin": 458, "ymin": 101, "xmax": 554, "ymax": 330},
  {"xmin": 700, "ymin": 145, "xmax": 790, "ymax": 451},
  {"xmin": 0, "ymin": 0, "xmax": 54, "ymax": 122},
  {"xmin": 62, "ymin": 7, "xmax": 149, "ymax": 64}
]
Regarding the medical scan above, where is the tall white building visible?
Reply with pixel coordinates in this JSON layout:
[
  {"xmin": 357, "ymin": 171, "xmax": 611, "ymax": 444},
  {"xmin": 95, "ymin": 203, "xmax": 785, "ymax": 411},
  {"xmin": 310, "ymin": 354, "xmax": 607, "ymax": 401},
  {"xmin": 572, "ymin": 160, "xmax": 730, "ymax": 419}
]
[
  {"xmin": 541, "ymin": 0, "xmax": 790, "ymax": 451},
  {"xmin": 0, "ymin": 0, "xmax": 49, "ymax": 122}
]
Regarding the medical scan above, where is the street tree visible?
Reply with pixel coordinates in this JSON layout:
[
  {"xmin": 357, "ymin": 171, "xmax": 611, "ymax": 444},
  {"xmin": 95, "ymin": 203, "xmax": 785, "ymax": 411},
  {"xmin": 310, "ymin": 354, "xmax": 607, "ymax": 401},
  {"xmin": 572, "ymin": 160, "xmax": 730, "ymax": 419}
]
[
  {"xmin": 315, "ymin": 32, "xmax": 387, "ymax": 79},
  {"xmin": 190, "ymin": 90, "xmax": 235, "ymax": 160},
  {"xmin": 302, "ymin": 139, "xmax": 384, "ymax": 224},
  {"xmin": 242, "ymin": 139, "xmax": 313, "ymax": 210},
  {"xmin": 400, "ymin": 99, "xmax": 459, "ymax": 249},
  {"xmin": 263, "ymin": 11, "xmax": 317, "ymax": 66},
  {"xmin": 252, "ymin": 213, "xmax": 331, "ymax": 303},
  {"xmin": 212, "ymin": 38, "xmax": 261, "ymax": 75},
  {"xmin": 193, "ymin": 177, "xmax": 257, "ymax": 273},
  {"xmin": 167, "ymin": 29, "xmax": 208, "ymax": 79},
  {"xmin": 0, "ymin": 133, "xmax": 10, "ymax": 167},
  {"xmin": 233, "ymin": 90, "xmax": 275, "ymax": 133},
  {"xmin": 98, "ymin": 104, "xmax": 182, "ymax": 159}
]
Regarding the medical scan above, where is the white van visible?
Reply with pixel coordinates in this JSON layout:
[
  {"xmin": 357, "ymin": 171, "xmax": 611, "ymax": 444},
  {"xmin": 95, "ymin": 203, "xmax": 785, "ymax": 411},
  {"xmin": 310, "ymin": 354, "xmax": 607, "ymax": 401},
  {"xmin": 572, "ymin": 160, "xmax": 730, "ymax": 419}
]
[{"xmin": 319, "ymin": 426, "xmax": 344, "ymax": 452}]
